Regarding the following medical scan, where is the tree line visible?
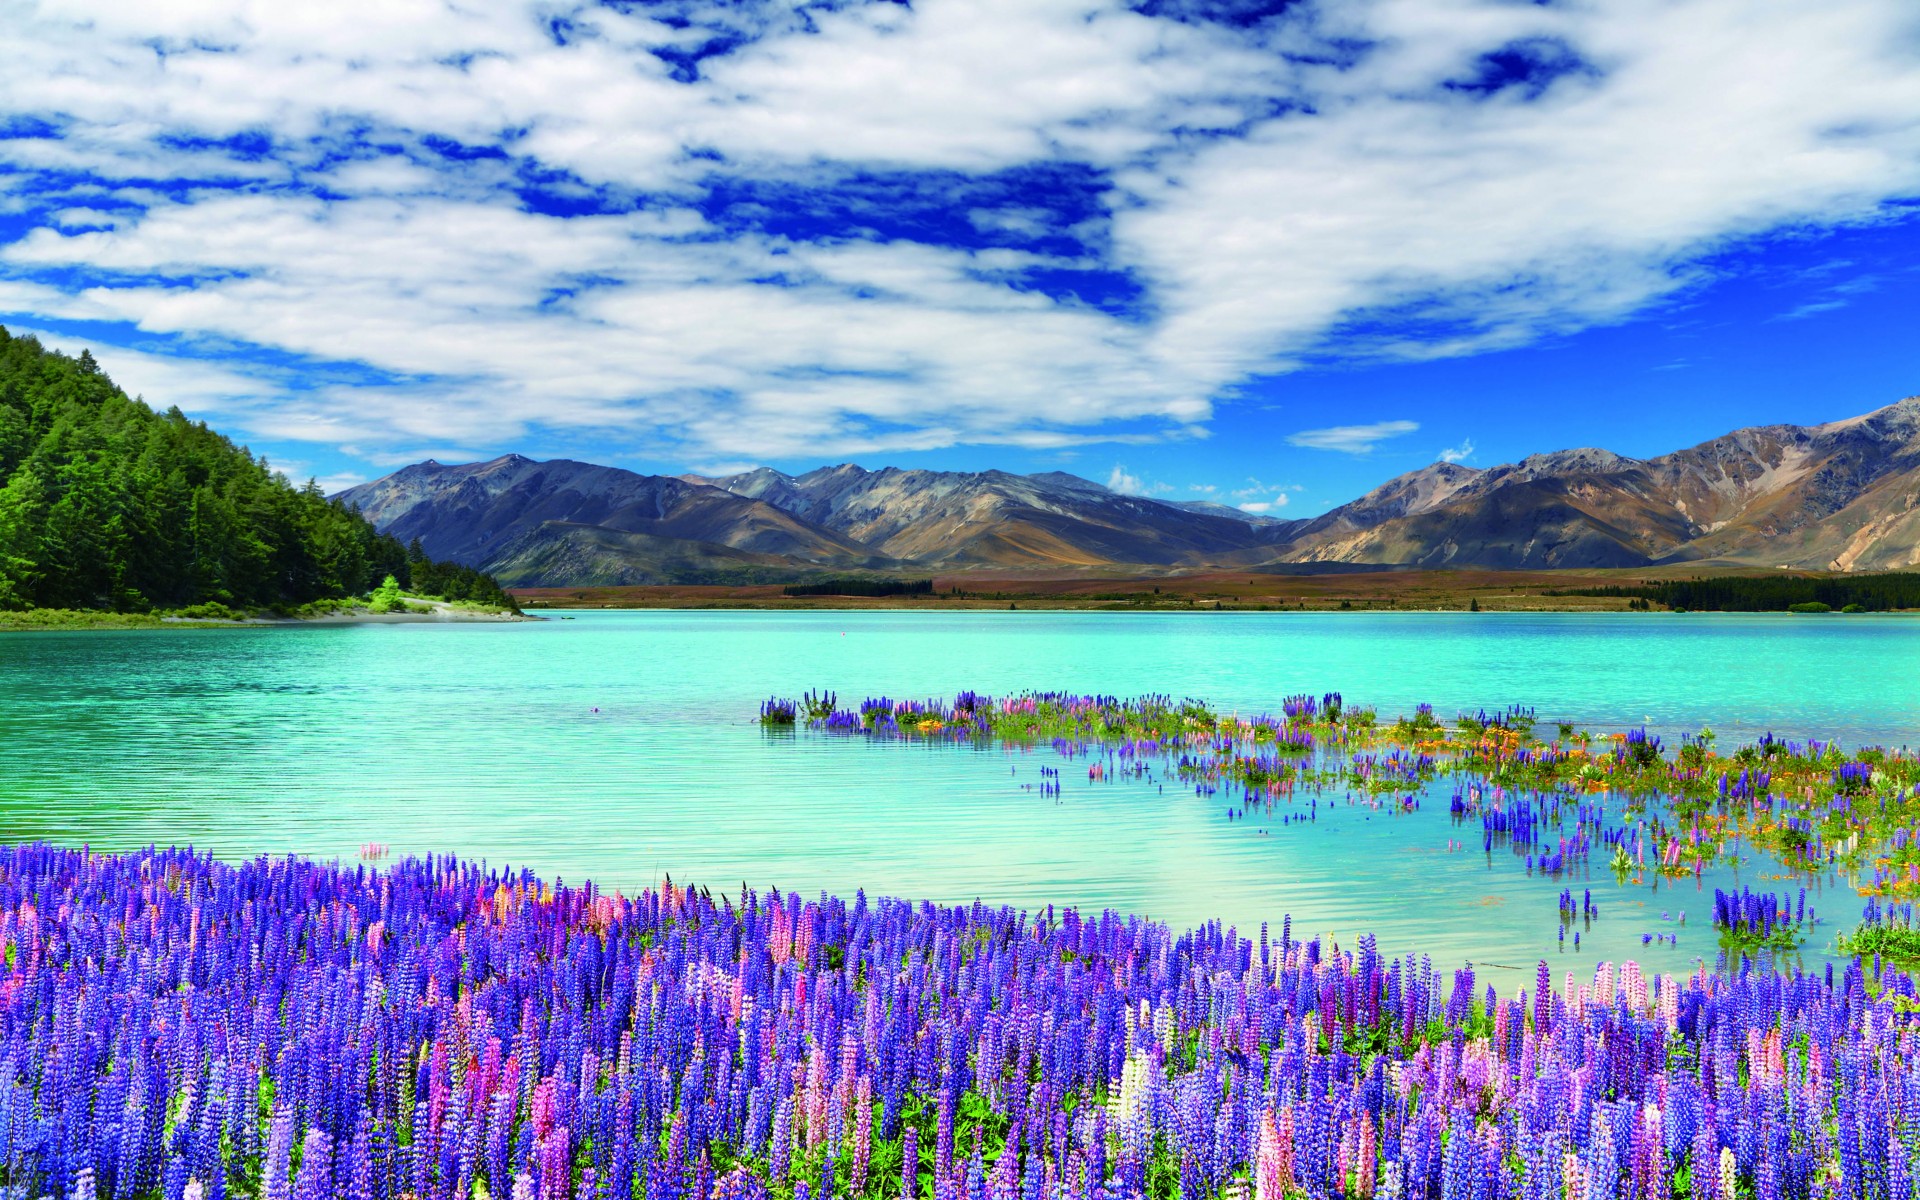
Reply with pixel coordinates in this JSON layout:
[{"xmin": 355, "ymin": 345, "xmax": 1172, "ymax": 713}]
[
  {"xmin": 1557, "ymin": 573, "xmax": 1920, "ymax": 612},
  {"xmin": 781, "ymin": 577, "xmax": 934, "ymax": 598},
  {"xmin": 0, "ymin": 326, "xmax": 516, "ymax": 612}
]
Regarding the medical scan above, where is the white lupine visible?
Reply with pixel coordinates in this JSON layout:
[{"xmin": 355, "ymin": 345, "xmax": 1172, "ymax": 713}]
[{"xmin": 1112, "ymin": 1048, "xmax": 1151, "ymax": 1122}]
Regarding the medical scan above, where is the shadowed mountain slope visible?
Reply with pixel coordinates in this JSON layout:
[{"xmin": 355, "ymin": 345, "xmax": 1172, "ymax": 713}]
[
  {"xmin": 338, "ymin": 396, "xmax": 1920, "ymax": 582},
  {"xmin": 683, "ymin": 465, "xmax": 1301, "ymax": 567},
  {"xmin": 334, "ymin": 456, "xmax": 886, "ymax": 585},
  {"xmin": 1285, "ymin": 397, "xmax": 1920, "ymax": 570}
]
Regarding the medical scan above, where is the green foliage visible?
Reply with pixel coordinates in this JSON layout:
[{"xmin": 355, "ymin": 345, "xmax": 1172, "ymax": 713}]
[
  {"xmin": 1786, "ymin": 601, "xmax": 1832, "ymax": 614},
  {"xmin": 368, "ymin": 573, "xmax": 405, "ymax": 614},
  {"xmin": 0, "ymin": 608, "xmax": 173, "ymax": 630},
  {"xmin": 169, "ymin": 601, "xmax": 242, "ymax": 621},
  {"xmin": 1839, "ymin": 922, "xmax": 1920, "ymax": 963},
  {"xmin": 404, "ymin": 538, "xmax": 520, "ymax": 611},
  {"xmin": 0, "ymin": 326, "xmax": 517, "ymax": 614},
  {"xmin": 294, "ymin": 597, "xmax": 360, "ymax": 618}
]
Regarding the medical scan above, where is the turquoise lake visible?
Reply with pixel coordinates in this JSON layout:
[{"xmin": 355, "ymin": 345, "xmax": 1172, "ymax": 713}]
[{"xmin": 2, "ymin": 609, "xmax": 1917, "ymax": 982}]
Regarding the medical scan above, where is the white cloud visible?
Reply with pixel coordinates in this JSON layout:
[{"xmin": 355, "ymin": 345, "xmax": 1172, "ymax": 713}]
[
  {"xmin": 1437, "ymin": 437, "xmax": 1476, "ymax": 464},
  {"xmin": 1769, "ymin": 272, "xmax": 1884, "ymax": 321},
  {"xmin": 1106, "ymin": 464, "xmax": 1172, "ymax": 494},
  {"xmin": 1287, "ymin": 420, "xmax": 1421, "ymax": 454},
  {"xmin": 1226, "ymin": 478, "xmax": 1294, "ymax": 510},
  {"xmin": 0, "ymin": 0, "xmax": 1915, "ymax": 474}
]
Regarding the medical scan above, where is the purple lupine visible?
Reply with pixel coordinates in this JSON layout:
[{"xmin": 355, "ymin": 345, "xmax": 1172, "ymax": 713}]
[
  {"xmin": 902, "ymin": 1125, "xmax": 921, "ymax": 1200},
  {"xmin": 294, "ymin": 1129, "xmax": 332, "ymax": 1200},
  {"xmin": 261, "ymin": 1108, "xmax": 295, "ymax": 1200},
  {"xmin": 0, "ymin": 844, "xmax": 1910, "ymax": 1200}
]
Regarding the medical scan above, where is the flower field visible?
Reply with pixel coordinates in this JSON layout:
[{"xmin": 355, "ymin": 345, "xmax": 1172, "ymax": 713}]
[{"xmin": 1, "ymin": 843, "xmax": 1917, "ymax": 1200}]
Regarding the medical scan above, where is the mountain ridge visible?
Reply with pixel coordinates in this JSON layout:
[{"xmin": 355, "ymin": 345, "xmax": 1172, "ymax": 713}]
[
  {"xmin": 337, "ymin": 395, "xmax": 1920, "ymax": 584},
  {"xmin": 1283, "ymin": 396, "xmax": 1920, "ymax": 571}
]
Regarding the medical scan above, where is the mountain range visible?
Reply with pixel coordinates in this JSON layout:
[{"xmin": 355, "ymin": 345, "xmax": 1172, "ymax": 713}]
[{"xmin": 335, "ymin": 396, "xmax": 1920, "ymax": 585}]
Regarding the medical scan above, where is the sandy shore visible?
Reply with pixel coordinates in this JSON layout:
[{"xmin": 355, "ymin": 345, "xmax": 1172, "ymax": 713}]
[
  {"xmin": 266, "ymin": 598, "xmax": 536, "ymax": 624},
  {"xmin": 1, "ymin": 599, "xmax": 536, "ymax": 632}
]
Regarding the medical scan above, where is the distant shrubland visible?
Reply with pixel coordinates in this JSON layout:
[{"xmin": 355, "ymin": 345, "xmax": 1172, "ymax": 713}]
[{"xmin": 1556, "ymin": 573, "xmax": 1920, "ymax": 612}]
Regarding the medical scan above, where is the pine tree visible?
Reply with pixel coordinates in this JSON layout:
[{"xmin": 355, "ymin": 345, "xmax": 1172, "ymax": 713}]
[{"xmin": 0, "ymin": 325, "xmax": 516, "ymax": 613}]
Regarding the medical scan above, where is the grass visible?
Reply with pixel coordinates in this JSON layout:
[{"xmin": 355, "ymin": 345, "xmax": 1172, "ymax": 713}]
[
  {"xmin": 0, "ymin": 605, "xmax": 269, "ymax": 630},
  {"xmin": 2, "ymin": 591, "xmax": 523, "ymax": 630},
  {"xmin": 0, "ymin": 608, "xmax": 182, "ymax": 631}
]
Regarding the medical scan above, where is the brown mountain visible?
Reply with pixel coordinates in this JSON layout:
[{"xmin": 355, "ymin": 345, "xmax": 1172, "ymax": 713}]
[
  {"xmin": 682, "ymin": 465, "xmax": 1299, "ymax": 567},
  {"xmin": 333, "ymin": 455, "xmax": 888, "ymax": 585},
  {"xmin": 337, "ymin": 395, "xmax": 1920, "ymax": 582},
  {"xmin": 1285, "ymin": 397, "xmax": 1920, "ymax": 570}
]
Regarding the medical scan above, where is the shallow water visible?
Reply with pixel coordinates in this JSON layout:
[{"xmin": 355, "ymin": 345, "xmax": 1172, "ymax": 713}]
[{"xmin": 2, "ymin": 609, "xmax": 1915, "ymax": 982}]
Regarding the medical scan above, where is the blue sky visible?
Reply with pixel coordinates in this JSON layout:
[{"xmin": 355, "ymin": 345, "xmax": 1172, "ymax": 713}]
[{"xmin": 1, "ymin": 0, "xmax": 1917, "ymax": 515}]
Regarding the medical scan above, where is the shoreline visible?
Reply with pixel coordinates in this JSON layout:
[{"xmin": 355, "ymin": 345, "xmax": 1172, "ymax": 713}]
[
  {"xmin": 509, "ymin": 565, "xmax": 1919, "ymax": 614},
  {"xmin": 0, "ymin": 601, "xmax": 536, "ymax": 632},
  {"xmin": 523, "ymin": 600, "xmax": 1919, "ymax": 614}
]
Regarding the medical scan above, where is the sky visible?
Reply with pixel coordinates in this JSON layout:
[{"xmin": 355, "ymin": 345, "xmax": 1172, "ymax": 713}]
[{"xmin": 1, "ymin": 0, "xmax": 1917, "ymax": 514}]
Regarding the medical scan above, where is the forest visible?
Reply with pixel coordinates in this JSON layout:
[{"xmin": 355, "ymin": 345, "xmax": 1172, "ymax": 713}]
[{"xmin": 0, "ymin": 326, "xmax": 516, "ymax": 613}]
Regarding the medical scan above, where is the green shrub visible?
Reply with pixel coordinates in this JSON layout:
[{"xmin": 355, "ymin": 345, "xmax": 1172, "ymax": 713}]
[
  {"xmin": 1787, "ymin": 601, "xmax": 1832, "ymax": 614},
  {"xmin": 0, "ymin": 609, "xmax": 169, "ymax": 630},
  {"xmin": 294, "ymin": 597, "xmax": 360, "ymax": 618},
  {"xmin": 368, "ymin": 574, "xmax": 405, "ymax": 615},
  {"xmin": 1841, "ymin": 603, "xmax": 1867, "ymax": 613},
  {"xmin": 168, "ymin": 602, "xmax": 242, "ymax": 621}
]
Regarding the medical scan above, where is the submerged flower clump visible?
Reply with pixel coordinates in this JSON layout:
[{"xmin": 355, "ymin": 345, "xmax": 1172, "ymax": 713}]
[
  {"xmin": 0, "ymin": 845, "xmax": 1917, "ymax": 1200},
  {"xmin": 1838, "ymin": 897, "xmax": 1920, "ymax": 964},
  {"xmin": 1712, "ymin": 887, "xmax": 1816, "ymax": 951},
  {"xmin": 762, "ymin": 690, "xmax": 1920, "ymax": 903}
]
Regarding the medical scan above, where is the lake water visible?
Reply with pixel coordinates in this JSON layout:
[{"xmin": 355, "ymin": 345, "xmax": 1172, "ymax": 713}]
[{"xmin": 2, "ymin": 609, "xmax": 1916, "ymax": 982}]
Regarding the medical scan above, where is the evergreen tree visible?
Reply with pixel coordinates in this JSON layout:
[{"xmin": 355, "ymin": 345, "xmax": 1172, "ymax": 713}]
[{"xmin": 0, "ymin": 325, "xmax": 518, "ymax": 613}]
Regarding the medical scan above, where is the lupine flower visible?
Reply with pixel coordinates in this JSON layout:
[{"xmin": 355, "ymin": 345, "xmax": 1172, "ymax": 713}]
[{"xmin": 0, "ymin": 844, "xmax": 1910, "ymax": 1200}]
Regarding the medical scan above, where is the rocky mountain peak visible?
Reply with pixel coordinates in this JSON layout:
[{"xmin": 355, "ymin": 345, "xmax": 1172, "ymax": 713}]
[
  {"xmin": 340, "ymin": 392, "xmax": 1920, "ymax": 580},
  {"xmin": 1025, "ymin": 471, "xmax": 1110, "ymax": 494}
]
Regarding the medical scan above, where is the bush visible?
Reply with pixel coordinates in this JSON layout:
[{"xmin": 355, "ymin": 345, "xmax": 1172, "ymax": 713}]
[
  {"xmin": 0, "ymin": 609, "xmax": 169, "ymax": 630},
  {"xmin": 294, "ymin": 597, "xmax": 359, "ymax": 618},
  {"xmin": 1842, "ymin": 603, "xmax": 1867, "ymax": 613},
  {"xmin": 1787, "ymin": 601, "xmax": 1832, "ymax": 614},
  {"xmin": 368, "ymin": 574, "xmax": 405, "ymax": 615},
  {"xmin": 169, "ymin": 601, "xmax": 242, "ymax": 621}
]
